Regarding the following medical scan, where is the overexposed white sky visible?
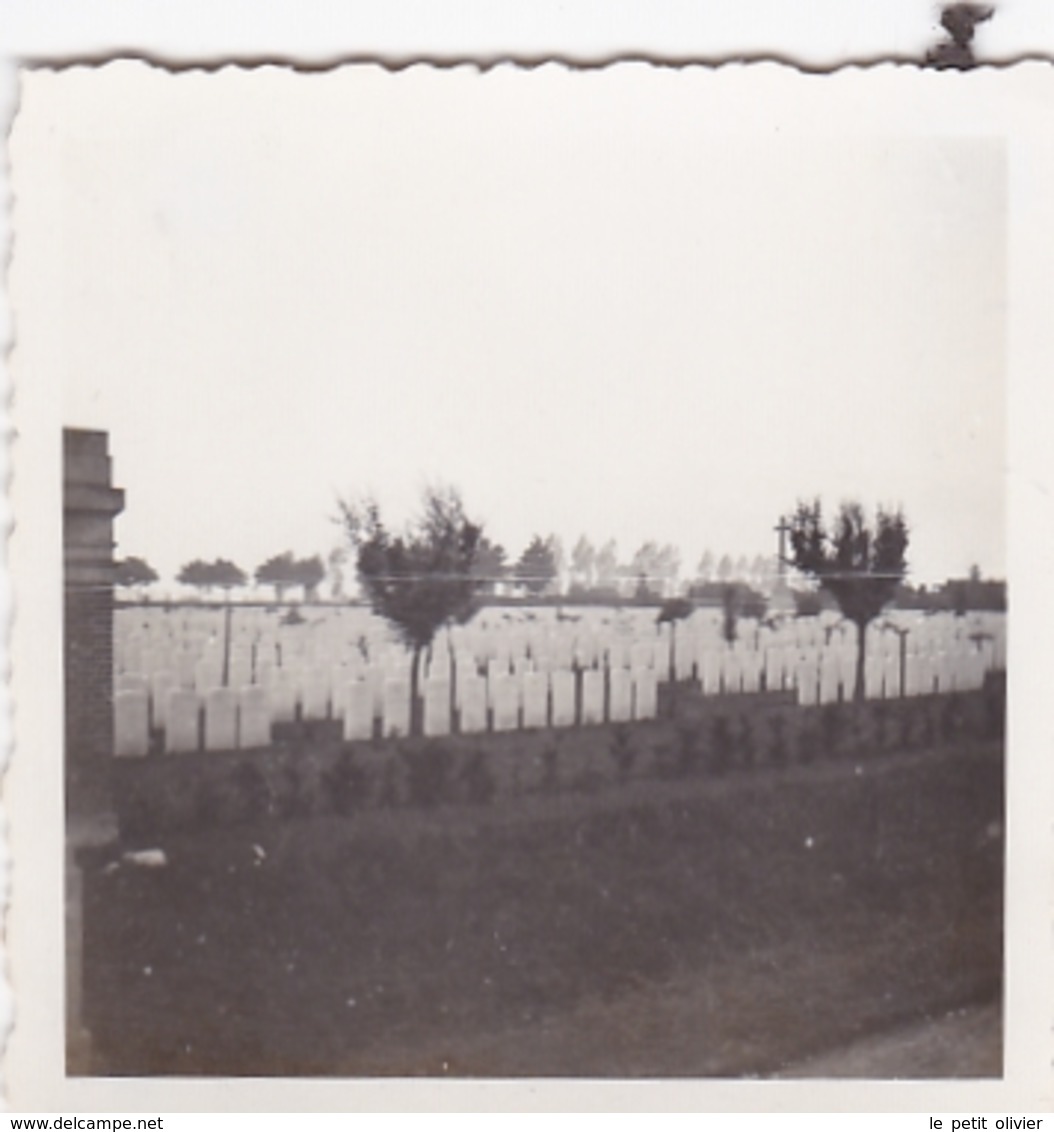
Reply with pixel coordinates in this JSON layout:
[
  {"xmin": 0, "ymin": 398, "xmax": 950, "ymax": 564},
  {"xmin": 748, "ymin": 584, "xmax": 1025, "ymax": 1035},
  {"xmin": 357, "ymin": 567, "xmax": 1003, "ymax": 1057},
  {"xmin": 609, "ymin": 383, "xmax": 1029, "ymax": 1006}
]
[{"xmin": 17, "ymin": 64, "xmax": 1005, "ymax": 585}]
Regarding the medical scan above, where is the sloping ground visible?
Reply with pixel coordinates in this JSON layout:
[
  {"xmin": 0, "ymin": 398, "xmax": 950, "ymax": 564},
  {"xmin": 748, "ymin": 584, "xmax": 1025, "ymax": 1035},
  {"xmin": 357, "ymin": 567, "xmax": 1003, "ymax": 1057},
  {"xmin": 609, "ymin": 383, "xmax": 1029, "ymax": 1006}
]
[
  {"xmin": 81, "ymin": 740, "xmax": 1003, "ymax": 1077},
  {"xmin": 772, "ymin": 1002, "xmax": 1001, "ymax": 1078}
]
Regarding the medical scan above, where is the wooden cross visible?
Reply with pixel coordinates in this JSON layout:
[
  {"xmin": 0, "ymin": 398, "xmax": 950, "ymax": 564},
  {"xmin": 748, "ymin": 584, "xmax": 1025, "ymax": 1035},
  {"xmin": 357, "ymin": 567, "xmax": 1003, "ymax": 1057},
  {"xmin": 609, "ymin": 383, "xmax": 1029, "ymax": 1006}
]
[{"xmin": 774, "ymin": 516, "xmax": 793, "ymax": 577}]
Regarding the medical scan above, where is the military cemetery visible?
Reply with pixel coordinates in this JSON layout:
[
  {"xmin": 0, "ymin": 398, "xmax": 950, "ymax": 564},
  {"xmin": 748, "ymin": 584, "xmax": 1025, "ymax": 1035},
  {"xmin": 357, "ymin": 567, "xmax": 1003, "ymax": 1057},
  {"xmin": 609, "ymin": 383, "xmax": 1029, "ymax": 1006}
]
[
  {"xmin": 109, "ymin": 600, "xmax": 1005, "ymax": 761},
  {"xmin": 34, "ymin": 64, "xmax": 1013, "ymax": 1086}
]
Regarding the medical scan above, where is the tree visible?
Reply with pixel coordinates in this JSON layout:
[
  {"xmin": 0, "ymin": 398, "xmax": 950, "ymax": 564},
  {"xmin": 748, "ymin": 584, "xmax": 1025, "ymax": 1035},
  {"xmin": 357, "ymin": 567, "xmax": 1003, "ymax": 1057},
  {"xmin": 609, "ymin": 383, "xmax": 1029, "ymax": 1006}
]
[
  {"xmin": 515, "ymin": 534, "xmax": 558, "ymax": 596},
  {"xmin": 115, "ymin": 556, "xmax": 158, "ymax": 594},
  {"xmin": 470, "ymin": 536, "xmax": 507, "ymax": 593},
  {"xmin": 656, "ymin": 543, "xmax": 682, "ymax": 596},
  {"xmin": 545, "ymin": 534, "xmax": 566, "ymax": 595},
  {"xmin": 630, "ymin": 540, "xmax": 661, "ymax": 599},
  {"xmin": 696, "ymin": 549, "xmax": 715, "ymax": 583},
  {"xmin": 657, "ymin": 596, "xmax": 693, "ymax": 624},
  {"xmin": 211, "ymin": 559, "xmax": 248, "ymax": 591},
  {"xmin": 721, "ymin": 584, "xmax": 740, "ymax": 644},
  {"xmin": 338, "ymin": 485, "xmax": 484, "ymax": 734},
  {"xmin": 570, "ymin": 536, "xmax": 595, "ymax": 590},
  {"xmin": 595, "ymin": 540, "xmax": 619, "ymax": 589},
  {"xmin": 787, "ymin": 499, "xmax": 909, "ymax": 702},
  {"xmin": 292, "ymin": 554, "xmax": 326, "ymax": 601},
  {"xmin": 177, "ymin": 558, "xmax": 247, "ymax": 597},
  {"xmin": 255, "ymin": 551, "xmax": 298, "ymax": 601},
  {"xmin": 327, "ymin": 546, "xmax": 348, "ymax": 600}
]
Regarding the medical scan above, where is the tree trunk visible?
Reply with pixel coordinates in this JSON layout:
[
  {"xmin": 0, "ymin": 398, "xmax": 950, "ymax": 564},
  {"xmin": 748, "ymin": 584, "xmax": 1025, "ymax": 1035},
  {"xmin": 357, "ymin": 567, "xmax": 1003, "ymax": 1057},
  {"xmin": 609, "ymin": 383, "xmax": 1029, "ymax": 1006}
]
[
  {"xmin": 854, "ymin": 618, "xmax": 868, "ymax": 703},
  {"xmin": 410, "ymin": 644, "xmax": 423, "ymax": 737}
]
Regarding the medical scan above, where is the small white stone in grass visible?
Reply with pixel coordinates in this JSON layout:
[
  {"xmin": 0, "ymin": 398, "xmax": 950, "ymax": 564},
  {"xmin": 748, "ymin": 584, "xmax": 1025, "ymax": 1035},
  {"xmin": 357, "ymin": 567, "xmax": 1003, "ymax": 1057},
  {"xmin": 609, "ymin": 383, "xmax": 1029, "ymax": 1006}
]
[
  {"xmin": 196, "ymin": 935, "xmax": 207, "ymax": 945},
  {"xmin": 855, "ymin": 765, "xmax": 863, "ymax": 776},
  {"xmin": 252, "ymin": 844, "xmax": 266, "ymax": 861},
  {"xmin": 124, "ymin": 848, "xmax": 168, "ymax": 868},
  {"xmin": 804, "ymin": 836, "xmax": 814, "ymax": 849},
  {"xmin": 143, "ymin": 966, "xmax": 153, "ymax": 976},
  {"xmin": 346, "ymin": 997, "xmax": 356, "ymax": 1007}
]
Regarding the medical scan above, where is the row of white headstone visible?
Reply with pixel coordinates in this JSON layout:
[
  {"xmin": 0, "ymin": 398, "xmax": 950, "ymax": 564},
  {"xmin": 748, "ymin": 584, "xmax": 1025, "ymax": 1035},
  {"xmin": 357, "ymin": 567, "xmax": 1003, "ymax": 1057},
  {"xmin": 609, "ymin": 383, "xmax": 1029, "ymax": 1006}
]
[
  {"xmin": 112, "ymin": 607, "xmax": 1005, "ymax": 756},
  {"xmin": 115, "ymin": 605, "xmax": 1006, "ymax": 686},
  {"xmin": 113, "ymin": 664, "xmax": 662, "ymax": 757}
]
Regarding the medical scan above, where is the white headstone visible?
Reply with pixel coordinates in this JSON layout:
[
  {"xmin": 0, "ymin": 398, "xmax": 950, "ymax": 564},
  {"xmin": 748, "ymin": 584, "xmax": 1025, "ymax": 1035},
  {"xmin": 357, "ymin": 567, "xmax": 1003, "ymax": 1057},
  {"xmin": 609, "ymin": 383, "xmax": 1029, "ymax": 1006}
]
[
  {"xmin": 764, "ymin": 648, "xmax": 784, "ymax": 694},
  {"xmin": 633, "ymin": 668, "xmax": 658, "ymax": 719},
  {"xmin": 427, "ymin": 647, "xmax": 452, "ymax": 684},
  {"xmin": 608, "ymin": 667, "xmax": 632, "ymax": 722},
  {"xmin": 795, "ymin": 655, "xmax": 818, "ymax": 706},
  {"xmin": 238, "ymin": 686, "xmax": 272, "ymax": 748},
  {"xmin": 205, "ymin": 688, "xmax": 238, "ymax": 751},
  {"xmin": 673, "ymin": 635, "xmax": 695, "ymax": 681},
  {"xmin": 300, "ymin": 666, "xmax": 331, "ymax": 720},
  {"xmin": 149, "ymin": 670, "xmax": 177, "ymax": 730},
  {"xmin": 490, "ymin": 673, "xmax": 520, "ymax": 732},
  {"xmin": 114, "ymin": 690, "xmax": 150, "ymax": 757},
  {"xmin": 580, "ymin": 669, "xmax": 604, "ymax": 725},
  {"xmin": 864, "ymin": 655, "xmax": 885, "ymax": 700},
  {"xmin": 819, "ymin": 656, "xmax": 841, "ymax": 704},
  {"xmin": 741, "ymin": 650, "xmax": 761, "ymax": 693},
  {"xmin": 165, "ymin": 689, "xmax": 201, "ymax": 753},
  {"xmin": 721, "ymin": 649, "xmax": 741, "ymax": 694},
  {"xmin": 521, "ymin": 671, "xmax": 549, "ymax": 728},
  {"xmin": 343, "ymin": 680, "xmax": 374, "ymax": 741},
  {"xmin": 269, "ymin": 671, "xmax": 297, "ymax": 723},
  {"xmin": 175, "ymin": 650, "xmax": 198, "ymax": 689},
  {"xmin": 194, "ymin": 658, "xmax": 223, "ymax": 696},
  {"xmin": 423, "ymin": 679, "xmax": 452, "ymax": 737},
  {"xmin": 457, "ymin": 675, "xmax": 488, "ymax": 733},
  {"xmin": 383, "ymin": 677, "xmax": 411, "ymax": 738},
  {"xmin": 630, "ymin": 642, "xmax": 654, "ymax": 672},
  {"xmin": 228, "ymin": 654, "xmax": 253, "ymax": 691},
  {"xmin": 116, "ymin": 673, "xmax": 148, "ymax": 696},
  {"xmin": 698, "ymin": 648, "xmax": 720, "ymax": 695},
  {"xmin": 550, "ymin": 669, "xmax": 576, "ymax": 726}
]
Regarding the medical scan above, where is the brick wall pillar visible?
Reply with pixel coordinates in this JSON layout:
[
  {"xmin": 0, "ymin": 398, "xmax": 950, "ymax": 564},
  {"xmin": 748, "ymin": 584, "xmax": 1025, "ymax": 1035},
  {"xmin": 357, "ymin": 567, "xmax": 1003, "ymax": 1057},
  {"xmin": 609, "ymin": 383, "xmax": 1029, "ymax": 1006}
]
[
  {"xmin": 64, "ymin": 428, "xmax": 124, "ymax": 1072},
  {"xmin": 63, "ymin": 428, "xmax": 124, "ymax": 822}
]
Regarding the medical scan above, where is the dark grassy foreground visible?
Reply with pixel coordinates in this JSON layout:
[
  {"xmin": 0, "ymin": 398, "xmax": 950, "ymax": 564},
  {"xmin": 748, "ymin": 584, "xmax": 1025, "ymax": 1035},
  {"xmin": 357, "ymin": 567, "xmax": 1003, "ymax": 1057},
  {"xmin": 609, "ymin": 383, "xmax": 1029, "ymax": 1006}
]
[{"xmin": 82, "ymin": 740, "xmax": 1003, "ymax": 1077}]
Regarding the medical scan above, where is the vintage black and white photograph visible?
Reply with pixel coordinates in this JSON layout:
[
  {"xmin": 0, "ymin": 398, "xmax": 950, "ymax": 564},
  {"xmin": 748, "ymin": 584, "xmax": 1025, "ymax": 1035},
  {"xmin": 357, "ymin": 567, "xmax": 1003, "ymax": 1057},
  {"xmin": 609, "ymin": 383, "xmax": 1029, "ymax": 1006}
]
[{"xmin": 8, "ymin": 58, "xmax": 1049, "ymax": 1103}]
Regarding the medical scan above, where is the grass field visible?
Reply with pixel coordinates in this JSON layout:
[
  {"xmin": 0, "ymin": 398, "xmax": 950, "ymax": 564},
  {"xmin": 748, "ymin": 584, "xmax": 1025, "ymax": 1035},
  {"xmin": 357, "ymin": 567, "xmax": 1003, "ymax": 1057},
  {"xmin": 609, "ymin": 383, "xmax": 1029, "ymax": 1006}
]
[{"xmin": 81, "ymin": 738, "xmax": 1003, "ymax": 1077}]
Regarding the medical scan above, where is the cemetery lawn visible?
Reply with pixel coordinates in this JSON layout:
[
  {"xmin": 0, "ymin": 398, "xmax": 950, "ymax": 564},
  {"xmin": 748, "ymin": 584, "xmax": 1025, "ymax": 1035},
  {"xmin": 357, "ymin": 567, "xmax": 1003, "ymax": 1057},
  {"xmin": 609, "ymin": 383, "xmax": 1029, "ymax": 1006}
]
[{"xmin": 82, "ymin": 739, "xmax": 1003, "ymax": 1077}]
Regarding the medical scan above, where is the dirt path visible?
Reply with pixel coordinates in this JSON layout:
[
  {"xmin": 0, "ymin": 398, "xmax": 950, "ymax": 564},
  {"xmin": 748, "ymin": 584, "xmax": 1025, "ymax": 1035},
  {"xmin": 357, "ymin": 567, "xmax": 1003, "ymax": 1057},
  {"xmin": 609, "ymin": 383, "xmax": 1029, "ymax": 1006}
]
[{"xmin": 772, "ymin": 1002, "xmax": 1002, "ymax": 1078}]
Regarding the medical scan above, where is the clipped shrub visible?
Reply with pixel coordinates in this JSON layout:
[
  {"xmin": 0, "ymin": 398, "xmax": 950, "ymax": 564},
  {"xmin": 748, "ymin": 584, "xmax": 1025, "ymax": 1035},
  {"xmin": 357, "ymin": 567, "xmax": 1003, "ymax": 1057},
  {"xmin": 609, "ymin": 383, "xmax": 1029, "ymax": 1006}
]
[
  {"xmin": 192, "ymin": 778, "xmax": 221, "ymax": 830},
  {"xmin": 541, "ymin": 743, "xmax": 560, "ymax": 793},
  {"xmin": 117, "ymin": 777, "xmax": 156, "ymax": 839},
  {"xmin": 610, "ymin": 724, "xmax": 636, "ymax": 780},
  {"xmin": 769, "ymin": 713, "xmax": 789, "ymax": 768},
  {"xmin": 873, "ymin": 701, "xmax": 889, "ymax": 750},
  {"xmin": 675, "ymin": 720, "xmax": 703, "ymax": 777},
  {"xmin": 377, "ymin": 758, "xmax": 401, "ymax": 808},
  {"xmin": 737, "ymin": 714, "xmax": 755, "ymax": 769},
  {"xmin": 232, "ymin": 761, "xmax": 271, "ymax": 822},
  {"xmin": 326, "ymin": 750, "xmax": 367, "ymax": 816},
  {"xmin": 401, "ymin": 743, "xmax": 452, "ymax": 808},
  {"xmin": 941, "ymin": 695, "xmax": 965, "ymax": 743},
  {"xmin": 821, "ymin": 704, "xmax": 844, "ymax": 759},
  {"xmin": 460, "ymin": 748, "xmax": 496, "ymax": 806},
  {"xmin": 708, "ymin": 714, "xmax": 732, "ymax": 774}
]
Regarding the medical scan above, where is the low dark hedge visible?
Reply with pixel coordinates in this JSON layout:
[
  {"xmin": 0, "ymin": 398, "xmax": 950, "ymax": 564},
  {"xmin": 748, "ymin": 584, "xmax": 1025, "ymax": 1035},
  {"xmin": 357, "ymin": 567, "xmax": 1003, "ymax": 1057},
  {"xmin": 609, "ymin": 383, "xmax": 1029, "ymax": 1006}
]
[{"xmin": 112, "ymin": 675, "xmax": 1005, "ymax": 837}]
